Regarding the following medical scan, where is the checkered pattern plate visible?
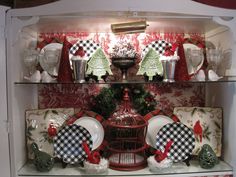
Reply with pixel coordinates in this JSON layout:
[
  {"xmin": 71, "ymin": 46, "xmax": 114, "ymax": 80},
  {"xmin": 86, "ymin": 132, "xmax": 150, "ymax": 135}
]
[
  {"xmin": 156, "ymin": 122, "xmax": 195, "ymax": 162},
  {"xmin": 69, "ymin": 40, "xmax": 100, "ymax": 59},
  {"xmin": 54, "ymin": 124, "xmax": 93, "ymax": 164},
  {"xmin": 142, "ymin": 40, "xmax": 171, "ymax": 57}
]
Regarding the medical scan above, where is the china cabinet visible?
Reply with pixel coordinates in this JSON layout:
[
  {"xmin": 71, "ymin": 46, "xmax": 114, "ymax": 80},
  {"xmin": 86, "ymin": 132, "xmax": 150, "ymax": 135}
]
[
  {"xmin": 3, "ymin": 0, "xmax": 236, "ymax": 177},
  {"xmin": 0, "ymin": 5, "xmax": 11, "ymax": 177}
]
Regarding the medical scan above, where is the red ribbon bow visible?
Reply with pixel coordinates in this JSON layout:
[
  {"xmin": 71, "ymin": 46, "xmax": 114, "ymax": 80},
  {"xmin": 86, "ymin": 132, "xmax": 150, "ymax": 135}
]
[
  {"xmin": 75, "ymin": 46, "xmax": 85, "ymax": 57},
  {"xmin": 164, "ymin": 43, "xmax": 179, "ymax": 56},
  {"xmin": 82, "ymin": 141, "xmax": 101, "ymax": 164},
  {"xmin": 154, "ymin": 140, "xmax": 173, "ymax": 162}
]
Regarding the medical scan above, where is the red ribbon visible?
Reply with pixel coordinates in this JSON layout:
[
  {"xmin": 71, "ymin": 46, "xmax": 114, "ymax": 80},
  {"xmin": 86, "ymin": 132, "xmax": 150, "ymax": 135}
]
[
  {"xmin": 82, "ymin": 141, "xmax": 101, "ymax": 164},
  {"xmin": 154, "ymin": 140, "xmax": 173, "ymax": 162}
]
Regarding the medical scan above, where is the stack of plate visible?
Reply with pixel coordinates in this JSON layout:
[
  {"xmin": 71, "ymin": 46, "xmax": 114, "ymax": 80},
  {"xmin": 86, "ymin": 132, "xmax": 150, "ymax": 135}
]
[
  {"xmin": 54, "ymin": 115, "xmax": 105, "ymax": 164},
  {"xmin": 145, "ymin": 110, "xmax": 195, "ymax": 163}
]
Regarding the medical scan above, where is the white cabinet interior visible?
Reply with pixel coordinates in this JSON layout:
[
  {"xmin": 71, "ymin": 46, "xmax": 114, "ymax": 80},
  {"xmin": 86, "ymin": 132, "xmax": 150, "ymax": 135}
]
[{"xmin": 6, "ymin": 1, "xmax": 236, "ymax": 176}]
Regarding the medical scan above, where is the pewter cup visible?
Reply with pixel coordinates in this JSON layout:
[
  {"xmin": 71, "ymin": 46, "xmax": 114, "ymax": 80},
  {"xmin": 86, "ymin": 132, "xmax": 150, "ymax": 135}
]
[
  {"xmin": 162, "ymin": 60, "xmax": 177, "ymax": 82},
  {"xmin": 72, "ymin": 59, "xmax": 87, "ymax": 83}
]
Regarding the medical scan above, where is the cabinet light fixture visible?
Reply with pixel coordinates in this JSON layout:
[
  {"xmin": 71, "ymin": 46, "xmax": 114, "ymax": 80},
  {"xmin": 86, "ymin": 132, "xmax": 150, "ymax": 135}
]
[{"xmin": 111, "ymin": 20, "xmax": 148, "ymax": 34}]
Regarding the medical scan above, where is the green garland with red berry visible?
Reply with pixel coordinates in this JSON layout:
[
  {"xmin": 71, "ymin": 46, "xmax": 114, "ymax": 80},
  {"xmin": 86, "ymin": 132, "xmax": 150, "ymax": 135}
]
[{"xmin": 91, "ymin": 84, "xmax": 157, "ymax": 119}]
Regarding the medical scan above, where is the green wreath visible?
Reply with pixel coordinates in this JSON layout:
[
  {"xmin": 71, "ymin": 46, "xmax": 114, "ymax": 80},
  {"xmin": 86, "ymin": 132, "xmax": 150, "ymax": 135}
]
[{"xmin": 91, "ymin": 84, "xmax": 157, "ymax": 119}]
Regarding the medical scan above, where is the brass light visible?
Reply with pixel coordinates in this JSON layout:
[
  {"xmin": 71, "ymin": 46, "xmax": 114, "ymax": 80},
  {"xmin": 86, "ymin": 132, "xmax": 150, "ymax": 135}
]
[{"xmin": 111, "ymin": 20, "xmax": 148, "ymax": 34}]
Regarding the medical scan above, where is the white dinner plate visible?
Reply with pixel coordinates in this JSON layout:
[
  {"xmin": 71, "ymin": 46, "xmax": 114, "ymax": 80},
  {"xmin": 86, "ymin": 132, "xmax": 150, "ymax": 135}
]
[
  {"xmin": 74, "ymin": 116, "xmax": 104, "ymax": 150},
  {"xmin": 145, "ymin": 115, "xmax": 174, "ymax": 148},
  {"xmin": 39, "ymin": 43, "xmax": 63, "ymax": 76}
]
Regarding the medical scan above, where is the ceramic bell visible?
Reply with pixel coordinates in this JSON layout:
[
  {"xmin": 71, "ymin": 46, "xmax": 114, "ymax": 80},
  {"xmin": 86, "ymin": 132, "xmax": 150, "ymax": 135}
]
[
  {"xmin": 31, "ymin": 142, "xmax": 54, "ymax": 172},
  {"xmin": 198, "ymin": 144, "xmax": 219, "ymax": 169}
]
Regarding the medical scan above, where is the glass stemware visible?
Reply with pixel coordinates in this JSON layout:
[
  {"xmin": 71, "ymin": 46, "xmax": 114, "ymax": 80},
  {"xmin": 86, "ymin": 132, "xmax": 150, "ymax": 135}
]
[
  {"xmin": 23, "ymin": 49, "xmax": 39, "ymax": 76},
  {"xmin": 112, "ymin": 58, "xmax": 135, "ymax": 81},
  {"xmin": 43, "ymin": 49, "xmax": 61, "ymax": 76},
  {"xmin": 206, "ymin": 49, "xmax": 222, "ymax": 73},
  {"xmin": 189, "ymin": 49, "xmax": 204, "ymax": 80}
]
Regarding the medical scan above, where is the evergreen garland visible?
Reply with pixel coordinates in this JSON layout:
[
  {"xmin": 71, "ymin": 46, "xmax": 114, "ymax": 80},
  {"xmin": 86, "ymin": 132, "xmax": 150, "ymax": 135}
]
[
  {"xmin": 91, "ymin": 87, "xmax": 116, "ymax": 119},
  {"xmin": 91, "ymin": 84, "xmax": 157, "ymax": 118}
]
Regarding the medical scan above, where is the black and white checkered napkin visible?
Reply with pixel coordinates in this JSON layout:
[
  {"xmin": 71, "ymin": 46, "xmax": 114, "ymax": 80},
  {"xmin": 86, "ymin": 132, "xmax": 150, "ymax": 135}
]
[
  {"xmin": 54, "ymin": 124, "xmax": 93, "ymax": 164},
  {"xmin": 69, "ymin": 40, "xmax": 100, "ymax": 58},
  {"xmin": 156, "ymin": 122, "xmax": 195, "ymax": 162},
  {"xmin": 142, "ymin": 40, "xmax": 171, "ymax": 57}
]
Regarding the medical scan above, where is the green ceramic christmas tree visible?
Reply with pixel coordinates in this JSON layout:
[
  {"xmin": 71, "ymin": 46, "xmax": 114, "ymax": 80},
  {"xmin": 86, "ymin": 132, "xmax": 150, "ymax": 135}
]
[
  {"xmin": 31, "ymin": 143, "xmax": 54, "ymax": 172},
  {"xmin": 198, "ymin": 144, "xmax": 219, "ymax": 169},
  {"xmin": 137, "ymin": 48, "xmax": 163, "ymax": 81},
  {"xmin": 86, "ymin": 48, "xmax": 113, "ymax": 81}
]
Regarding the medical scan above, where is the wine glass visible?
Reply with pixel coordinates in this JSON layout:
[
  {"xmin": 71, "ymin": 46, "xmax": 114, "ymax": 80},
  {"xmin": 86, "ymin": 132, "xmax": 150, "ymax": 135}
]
[
  {"xmin": 206, "ymin": 48, "xmax": 222, "ymax": 73},
  {"xmin": 23, "ymin": 49, "xmax": 39, "ymax": 76},
  {"xmin": 189, "ymin": 49, "xmax": 204, "ymax": 80},
  {"xmin": 43, "ymin": 49, "xmax": 61, "ymax": 76}
]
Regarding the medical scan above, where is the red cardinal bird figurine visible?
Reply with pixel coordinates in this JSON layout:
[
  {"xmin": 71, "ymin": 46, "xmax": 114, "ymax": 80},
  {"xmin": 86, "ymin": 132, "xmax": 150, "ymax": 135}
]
[
  {"xmin": 193, "ymin": 120, "xmax": 203, "ymax": 142},
  {"xmin": 82, "ymin": 141, "xmax": 101, "ymax": 164},
  {"xmin": 47, "ymin": 123, "xmax": 57, "ymax": 137},
  {"xmin": 155, "ymin": 140, "xmax": 173, "ymax": 162}
]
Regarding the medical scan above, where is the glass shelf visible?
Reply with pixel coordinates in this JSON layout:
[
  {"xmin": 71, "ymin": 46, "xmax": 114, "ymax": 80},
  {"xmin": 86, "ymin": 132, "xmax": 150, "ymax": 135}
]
[
  {"xmin": 18, "ymin": 160, "xmax": 232, "ymax": 176},
  {"xmin": 14, "ymin": 79, "xmax": 236, "ymax": 85}
]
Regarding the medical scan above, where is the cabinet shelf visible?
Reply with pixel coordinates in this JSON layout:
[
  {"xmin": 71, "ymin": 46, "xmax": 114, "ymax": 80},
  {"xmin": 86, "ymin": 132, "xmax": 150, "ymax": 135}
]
[
  {"xmin": 18, "ymin": 160, "xmax": 232, "ymax": 177},
  {"xmin": 14, "ymin": 79, "xmax": 236, "ymax": 85}
]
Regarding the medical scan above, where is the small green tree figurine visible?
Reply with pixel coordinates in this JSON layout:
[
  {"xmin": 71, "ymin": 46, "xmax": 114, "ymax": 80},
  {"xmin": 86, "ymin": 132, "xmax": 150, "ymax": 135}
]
[
  {"xmin": 137, "ymin": 48, "xmax": 163, "ymax": 81},
  {"xmin": 198, "ymin": 144, "xmax": 219, "ymax": 169},
  {"xmin": 86, "ymin": 48, "xmax": 113, "ymax": 81}
]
